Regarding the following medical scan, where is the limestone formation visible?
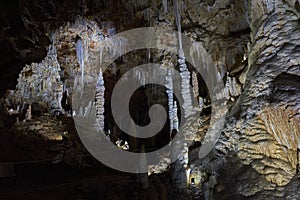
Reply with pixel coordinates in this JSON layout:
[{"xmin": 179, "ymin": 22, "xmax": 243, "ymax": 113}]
[
  {"xmin": 166, "ymin": 68, "xmax": 174, "ymax": 133},
  {"xmin": 0, "ymin": 0, "xmax": 299, "ymax": 199},
  {"xmin": 25, "ymin": 105, "xmax": 32, "ymax": 121},
  {"xmin": 7, "ymin": 44, "xmax": 63, "ymax": 115},
  {"xmin": 215, "ymin": 74, "xmax": 242, "ymax": 101},
  {"xmin": 192, "ymin": 72, "xmax": 199, "ymax": 99},
  {"xmin": 95, "ymin": 69, "xmax": 105, "ymax": 132},
  {"xmin": 238, "ymin": 107, "xmax": 300, "ymax": 187}
]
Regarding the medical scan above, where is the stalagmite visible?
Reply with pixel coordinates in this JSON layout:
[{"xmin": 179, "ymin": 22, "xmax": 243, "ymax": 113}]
[
  {"xmin": 84, "ymin": 101, "xmax": 92, "ymax": 117},
  {"xmin": 192, "ymin": 72, "xmax": 199, "ymax": 98},
  {"xmin": 173, "ymin": 101, "xmax": 179, "ymax": 131},
  {"xmin": 199, "ymin": 97, "xmax": 204, "ymax": 112},
  {"xmin": 177, "ymin": 142, "xmax": 189, "ymax": 168},
  {"xmin": 25, "ymin": 104, "xmax": 32, "ymax": 121},
  {"xmin": 166, "ymin": 69, "xmax": 174, "ymax": 133},
  {"xmin": 95, "ymin": 69, "xmax": 105, "ymax": 132},
  {"xmin": 173, "ymin": 0, "xmax": 195, "ymax": 118},
  {"xmin": 215, "ymin": 74, "xmax": 241, "ymax": 101},
  {"xmin": 178, "ymin": 59, "xmax": 195, "ymax": 118},
  {"xmin": 79, "ymin": 106, "xmax": 83, "ymax": 116}
]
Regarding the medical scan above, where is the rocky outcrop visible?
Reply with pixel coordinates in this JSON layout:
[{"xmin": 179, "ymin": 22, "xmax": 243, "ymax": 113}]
[
  {"xmin": 238, "ymin": 107, "xmax": 300, "ymax": 187},
  {"xmin": 199, "ymin": 0, "xmax": 300, "ymax": 198}
]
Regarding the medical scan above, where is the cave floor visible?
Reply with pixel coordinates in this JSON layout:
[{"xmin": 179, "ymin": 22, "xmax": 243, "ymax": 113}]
[{"xmin": 0, "ymin": 162, "xmax": 180, "ymax": 200}]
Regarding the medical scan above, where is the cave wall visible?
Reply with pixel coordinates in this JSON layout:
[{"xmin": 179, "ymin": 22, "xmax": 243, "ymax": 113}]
[
  {"xmin": 202, "ymin": 0, "xmax": 300, "ymax": 198},
  {"xmin": 0, "ymin": 0, "xmax": 300, "ymax": 199}
]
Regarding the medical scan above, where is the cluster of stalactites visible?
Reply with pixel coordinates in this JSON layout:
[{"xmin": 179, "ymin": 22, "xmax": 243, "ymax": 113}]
[
  {"xmin": 71, "ymin": 18, "xmax": 126, "ymax": 136},
  {"xmin": 73, "ymin": 17, "xmax": 122, "ymax": 88},
  {"xmin": 10, "ymin": 43, "xmax": 63, "ymax": 114},
  {"xmin": 215, "ymin": 73, "xmax": 241, "ymax": 101}
]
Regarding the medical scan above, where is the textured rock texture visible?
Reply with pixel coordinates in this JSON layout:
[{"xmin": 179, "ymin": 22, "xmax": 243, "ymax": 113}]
[
  {"xmin": 202, "ymin": 0, "xmax": 300, "ymax": 198},
  {"xmin": 0, "ymin": 0, "xmax": 299, "ymax": 199},
  {"xmin": 7, "ymin": 44, "xmax": 63, "ymax": 113}
]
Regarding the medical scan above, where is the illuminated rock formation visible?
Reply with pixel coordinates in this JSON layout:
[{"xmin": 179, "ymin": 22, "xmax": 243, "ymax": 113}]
[
  {"xmin": 95, "ymin": 69, "xmax": 105, "ymax": 132},
  {"xmin": 8, "ymin": 44, "xmax": 63, "ymax": 114}
]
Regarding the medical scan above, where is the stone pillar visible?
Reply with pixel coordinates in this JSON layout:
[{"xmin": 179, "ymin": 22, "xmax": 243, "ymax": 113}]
[{"xmin": 25, "ymin": 104, "xmax": 32, "ymax": 121}]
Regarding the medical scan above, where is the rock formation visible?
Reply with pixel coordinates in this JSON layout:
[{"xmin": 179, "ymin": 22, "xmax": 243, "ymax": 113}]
[
  {"xmin": 95, "ymin": 69, "xmax": 105, "ymax": 132},
  {"xmin": 0, "ymin": 0, "xmax": 299, "ymax": 199}
]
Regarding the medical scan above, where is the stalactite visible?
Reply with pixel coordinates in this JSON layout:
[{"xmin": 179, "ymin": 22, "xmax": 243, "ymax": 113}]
[
  {"xmin": 173, "ymin": 0, "xmax": 182, "ymax": 53},
  {"xmin": 95, "ymin": 69, "xmax": 105, "ymax": 132},
  {"xmin": 190, "ymin": 42, "xmax": 202, "ymax": 68},
  {"xmin": 163, "ymin": 0, "xmax": 168, "ymax": 13},
  {"xmin": 76, "ymin": 39, "xmax": 84, "ymax": 87}
]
